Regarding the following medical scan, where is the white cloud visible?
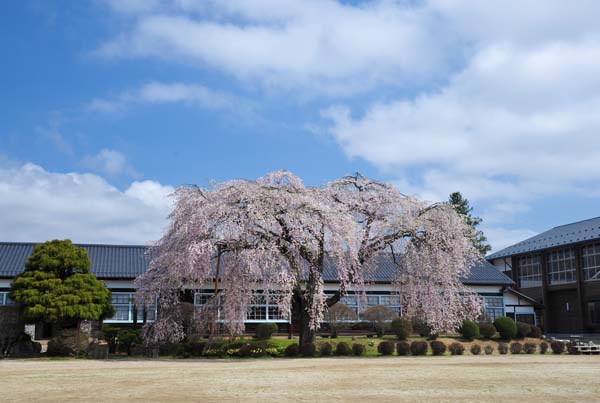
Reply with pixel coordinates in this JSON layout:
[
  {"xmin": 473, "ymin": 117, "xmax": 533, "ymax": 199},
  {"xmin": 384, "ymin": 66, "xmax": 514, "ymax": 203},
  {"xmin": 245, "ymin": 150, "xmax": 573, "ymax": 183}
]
[
  {"xmin": 96, "ymin": 0, "xmax": 453, "ymax": 95},
  {"xmin": 87, "ymin": 81, "xmax": 246, "ymax": 114},
  {"xmin": 82, "ymin": 148, "xmax": 139, "ymax": 177},
  {"xmin": 0, "ymin": 162, "xmax": 174, "ymax": 244},
  {"xmin": 483, "ymin": 227, "xmax": 538, "ymax": 254}
]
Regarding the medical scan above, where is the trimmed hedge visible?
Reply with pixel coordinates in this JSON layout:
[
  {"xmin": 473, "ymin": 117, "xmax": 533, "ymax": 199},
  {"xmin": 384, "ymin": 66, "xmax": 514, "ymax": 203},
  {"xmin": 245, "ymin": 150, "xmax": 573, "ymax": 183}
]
[
  {"xmin": 539, "ymin": 341, "xmax": 549, "ymax": 354},
  {"xmin": 378, "ymin": 341, "xmax": 395, "ymax": 356},
  {"xmin": 319, "ymin": 342, "xmax": 333, "ymax": 356},
  {"xmin": 285, "ymin": 343, "xmax": 299, "ymax": 357},
  {"xmin": 510, "ymin": 342, "xmax": 523, "ymax": 354},
  {"xmin": 498, "ymin": 342, "xmax": 509, "ymax": 354},
  {"xmin": 430, "ymin": 340, "xmax": 446, "ymax": 356},
  {"xmin": 470, "ymin": 344, "xmax": 481, "ymax": 355},
  {"xmin": 256, "ymin": 323, "xmax": 278, "ymax": 340},
  {"xmin": 527, "ymin": 325, "xmax": 542, "ymax": 339},
  {"xmin": 352, "ymin": 343, "xmax": 366, "ymax": 356},
  {"xmin": 484, "ymin": 345, "xmax": 494, "ymax": 355},
  {"xmin": 479, "ymin": 323, "xmax": 497, "ymax": 339},
  {"xmin": 523, "ymin": 342, "xmax": 537, "ymax": 354},
  {"xmin": 448, "ymin": 342, "xmax": 465, "ymax": 355},
  {"xmin": 391, "ymin": 317, "xmax": 412, "ymax": 340},
  {"xmin": 300, "ymin": 343, "xmax": 316, "ymax": 357},
  {"xmin": 410, "ymin": 340, "xmax": 428, "ymax": 356},
  {"xmin": 516, "ymin": 322, "xmax": 531, "ymax": 339},
  {"xmin": 493, "ymin": 317, "xmax": 518, "ymax": 340},
  {"xmin": 460, "ymin": 320, "xmax": 480, "ymax": 341},
  {"xmin": 550, "ymin": 341, "xmax": 565, "ymax": 354},
  {"xmin": 336, "ymin": 342, "xmax": 352, "ymax": 356},
  {"xmin": 396, "ymin": 341, "xmax": 411, "ymax": 356}
]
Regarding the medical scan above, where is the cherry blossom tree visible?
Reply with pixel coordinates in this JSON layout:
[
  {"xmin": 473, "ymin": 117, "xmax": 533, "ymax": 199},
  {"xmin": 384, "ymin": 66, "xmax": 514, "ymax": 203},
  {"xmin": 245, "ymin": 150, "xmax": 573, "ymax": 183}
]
[{"xmin": 136, "ymin": 171, "xmax": 482, "ymax": 346}]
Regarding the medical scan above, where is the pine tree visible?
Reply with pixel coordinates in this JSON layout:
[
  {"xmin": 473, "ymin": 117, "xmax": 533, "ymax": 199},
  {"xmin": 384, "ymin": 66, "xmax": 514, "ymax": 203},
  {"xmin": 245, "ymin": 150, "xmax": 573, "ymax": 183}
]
[
  {"xmin": 9, "ymin": 240, "xmax": 114, "ymax": 326},
  {"xmin": 448, "ymin": 192, "xmax": 492, "ymax": 256}
]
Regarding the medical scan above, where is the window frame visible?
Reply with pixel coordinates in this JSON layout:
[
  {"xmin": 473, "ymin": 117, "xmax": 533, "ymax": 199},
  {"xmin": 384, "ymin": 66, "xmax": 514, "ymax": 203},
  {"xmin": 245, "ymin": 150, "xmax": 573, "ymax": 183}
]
[
  {"xmin": 104, "ymin": 291, "xmax": 156, "ymax": 324},
  {"xmin": 547, "ymin": 248, "xmax": 577, "ymax": 285},
  {"xmin": 518, "ymin": 254, "xmax": 543, "ymax": 288},
  {"xmin": 582, "ymin": 243, "xmax": 600, "ymax": 282}
]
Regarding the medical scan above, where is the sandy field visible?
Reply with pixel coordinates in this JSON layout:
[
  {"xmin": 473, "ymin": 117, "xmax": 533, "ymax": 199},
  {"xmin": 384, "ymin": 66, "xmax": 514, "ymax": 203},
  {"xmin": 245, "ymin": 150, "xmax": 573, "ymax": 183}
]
[{"xmin": 1, "ymin": 355, "xmax": 599, "ymax": 403}]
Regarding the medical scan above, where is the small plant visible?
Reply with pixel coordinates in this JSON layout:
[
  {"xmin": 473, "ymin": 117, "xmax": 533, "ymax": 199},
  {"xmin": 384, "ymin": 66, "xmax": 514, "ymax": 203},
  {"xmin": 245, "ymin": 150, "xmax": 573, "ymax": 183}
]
[
  {"xmin": 391, "ymin": 317, "xmax": 412, "ymax": 340},
  {"xmin": 378, "ymin": 341, "xmax": 395, "ymax": 356},
  {"xmin": 448, "ymin": 342, "xmax": 465, "ymax": 355},
  {"xmin": 362, "ymin": 305, "xmax": 398, "ymax": 337},
  {"xmin": 510, "ymin": 342, "xmax": 523, "ymax": 354},
  {"xmin": 412, "ymin": 318, "xmax": 433, "ymax": 338},
  {"xmin": 493, "ymin": 317, "xmax": 518, "ymax": 340},
  {"xmin": 515, "ymin": 322, "xmax": 531, "ymax": 339},
  {"xmin": 484, "ymin": 345, "xmax": 494, "ymax": 355},
  {"xmin": 100, "ymin": 326, "xmax": 120, "ymax": 354},
  {"xmin": 410, "ymin": 340, "xmax": 428, "ymax": 356},
  {"xmin": 284, "ymin": 343, "xmax": 299, "ymax": 357},
  {"xmin": 470, "ymin": 344, "xmax": 482, "ymax": 355},
  {"xmin": 256, "ymin": 323, "xmax": 278, "ymax": 340},
  {"xmin": 430, "ymin": 340, "xmax": 446, "ymax": 356},
  {"xmin": 117, "ymin": 329, "xmax": 142, "ymax": 356},
  {"xmin": 300, "ymin": 343, "xmax": 316, "ymax": 357},
  {"xmin": 396, "ymin": 341, "xmax": 410, "ymax": 356},
  {"xmin": 566, "ymin": 342, "xmax": 580, "ymax": 355},
  {"xmin": 335, "ymin": 342, "xmax": 351, "ymax": 356},
  {"xmin": 352, "ymin": 343, "xmax": 366, "ymax": 356},
  {"xmin": 539, "ymin": 341, "xmax": 549, "ymax": 354},
  {"xmin": 323, "ymin": 303, "xmax": 358, "ymax": 338},
  {"xmin": 527, "ymin": 325, "xmax": 542, "ymax": 339},
  {"xmin": 319, "ymin": 342, "xmax": 333, "ymax": 356},
  {"xmin": 459, "ymin": 319, "xmax": 480, "ymax": 341},
  {"xmin": 523, "ymin": 342, "xmax": 537, "ymax": 354},
  {"xmin": 550, "ymin": 341, "xmax": 565, "ymax": 354},
  {"xmin": 478, "ymin": 323, "xmax": 497, "ymax": 339},
  {"xmin": 498, "ymin": 342, "xmax": 508, "ymax": 354},
  {"xmin": 46, "ymin": 338, "xmax": 75, "ymax": 357}
]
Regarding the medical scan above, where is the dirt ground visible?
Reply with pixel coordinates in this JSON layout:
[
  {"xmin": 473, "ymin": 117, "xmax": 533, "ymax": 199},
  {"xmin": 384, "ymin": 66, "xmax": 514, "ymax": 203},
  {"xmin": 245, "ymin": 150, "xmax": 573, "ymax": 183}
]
[{"xmin": 1, "ymin": 355, "xmax": 599, "ymax": 403}]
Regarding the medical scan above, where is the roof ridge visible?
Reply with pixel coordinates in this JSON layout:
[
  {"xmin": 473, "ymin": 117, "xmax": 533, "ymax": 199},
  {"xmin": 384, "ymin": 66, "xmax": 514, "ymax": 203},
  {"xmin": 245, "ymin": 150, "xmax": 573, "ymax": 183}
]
[
  {"xmin": 0, "ymin": 241, "xmax": 149, "ymax": 248},
  {"xmin": 552, "ymin": 216, "xmax": 600, "ymax": 229}
]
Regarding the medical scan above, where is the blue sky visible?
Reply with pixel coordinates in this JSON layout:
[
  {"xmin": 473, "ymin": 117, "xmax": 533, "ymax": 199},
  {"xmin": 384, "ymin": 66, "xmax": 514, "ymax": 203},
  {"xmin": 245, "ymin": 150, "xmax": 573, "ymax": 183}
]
[{"xmin": 1, "ymin": 0, "xmax": 599, "ymax": 251}]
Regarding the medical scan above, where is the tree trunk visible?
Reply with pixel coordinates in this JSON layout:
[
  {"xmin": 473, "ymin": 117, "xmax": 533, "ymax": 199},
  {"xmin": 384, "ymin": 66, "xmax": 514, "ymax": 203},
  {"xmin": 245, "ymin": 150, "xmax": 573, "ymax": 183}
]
[{"xmin": 298, "ymin": 294, "xmax": 316, "ymax": 347}]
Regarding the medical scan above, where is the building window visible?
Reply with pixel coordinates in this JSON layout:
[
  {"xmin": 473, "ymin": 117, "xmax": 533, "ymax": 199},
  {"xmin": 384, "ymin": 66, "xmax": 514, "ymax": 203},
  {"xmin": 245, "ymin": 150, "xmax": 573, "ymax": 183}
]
[
  {"xmin": 194, "ymin": 291, "xmax": 288, "ymax": 322},
  {"xmin": 338, "ymin": 293, "xmax": 402, "ymax": 320},
  {"xmin": 589, "ymin": 301, "xmax": 600, "ymax": 325},
  {"xmin": 0, "ymin": 291, "xmax": 15, "ymax": 306},
  {"xmin": 482, "ymin": 296, "xmax": 504, "ymax": 322},
  {"xmin": 518, "ymin": 254, "xmax": 542, "ymax": 288},
  {"xmin": 582, "ymin": 243, "xmax": 600, "ymax": 281},
  {"xmin": 547, "ymin": 248, "xmax": 576, "ymax": 285},
  {"xmin": 105, "ymin": 292, "xmax": 156, "ymax": 323}
]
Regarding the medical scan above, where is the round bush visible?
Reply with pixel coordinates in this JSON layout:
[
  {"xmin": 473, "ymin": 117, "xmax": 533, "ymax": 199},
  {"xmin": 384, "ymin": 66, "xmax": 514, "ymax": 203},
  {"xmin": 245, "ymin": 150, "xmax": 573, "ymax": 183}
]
[
  {"xmin": 410, "ymin": 340, "xmax": 428, "ymax": 356},
  {"xmin": 448, "ymin": 342, "xmax": 465, "ymax": 355},
  {"xmin": 352, "ymin": 343, "xmax": 366, "ymax": 356},
  {"xmin": 300, "ymin": 343, "xmax": 316, "ymax": 357},
  {"xmin": 335, "ymin": 342, "xmax": 351, "ymax": 356},
  {"xmin": 459, "ymin": 319, "xmax": 480, "ymax": 341},
  {"xmin": 391, "ymin": 317, "xmax": 412, "ymax": 340},
  {"xmin": 396, "ymin": 341, "xmax": 410, "ymax": 356},
  {"xmin": 567, "ymin": 342, "xmax": 580, "ymax": 355},
  {"xmin": 319, "ymin": 342, "xmax": 333, "ymax": 356},
  {"xmin": 284, "ymin": 343, "xmax": 299, "ymax": 357},
  {"xmin": 510, "ymin": 342, "xmax": 523, "ymax": 354},
  {"xmin": 430, "ymin": 340, "xmax": 446, "ymax": 356},
  {"xmin": 498, "ymin": 342, "xmax": 508, "ymax": 354},
  {"xmin": 516, "ymin": 322, "xmax": 531, "ymax": 339},
  {"xmin": 539, "ymin": 341, "xmax": 549, "ymax": 354},
  {"xmin": 493, "ymin": 317, "xmax": 518, "ymax": 340},
  {"xmin": 523, "ymin": 342, "xmax": 537, "ymax": 354},
  {"xmin": 550, "ymin": 341, "xmax": 565, "ymax": 354},
  {"xmin": 484, "ymin": 345, "xmax": 494, "ymax": 355},
  {"xmin": 378, "ymin": 341, "xmax": 395, "ymax": 356},
  {"xmin": 256, "ymin": 323, "xmax": 278, "ymax": 340},
  {"xmin": 479, "ymin": 323, "xmax": 497, "ymax": 339},
  {"xmin": 527, "ymin": 325, "xmax": 542, "ymax": 339},
  {"xmin": 470, "ymin": 344, "xmax": 482, "ymax": 355},
  {"xmin": 46, "ymin": 338, "xmax": 75, "ymax": 357}
]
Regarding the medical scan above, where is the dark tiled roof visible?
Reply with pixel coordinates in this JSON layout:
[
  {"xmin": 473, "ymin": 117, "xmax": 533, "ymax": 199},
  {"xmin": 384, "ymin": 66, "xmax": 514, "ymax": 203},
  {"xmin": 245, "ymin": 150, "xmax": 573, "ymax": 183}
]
[
  {"xmin": 487, "ymin": 217, "xmax": 600, "ymax": 260},
  {"xmin": 0, "ymin": 242, "xmax": 148, "ymax": 279},
  {"xmin": 0, "ymin": 242, "xmax": 513, "ymax": 285}
]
